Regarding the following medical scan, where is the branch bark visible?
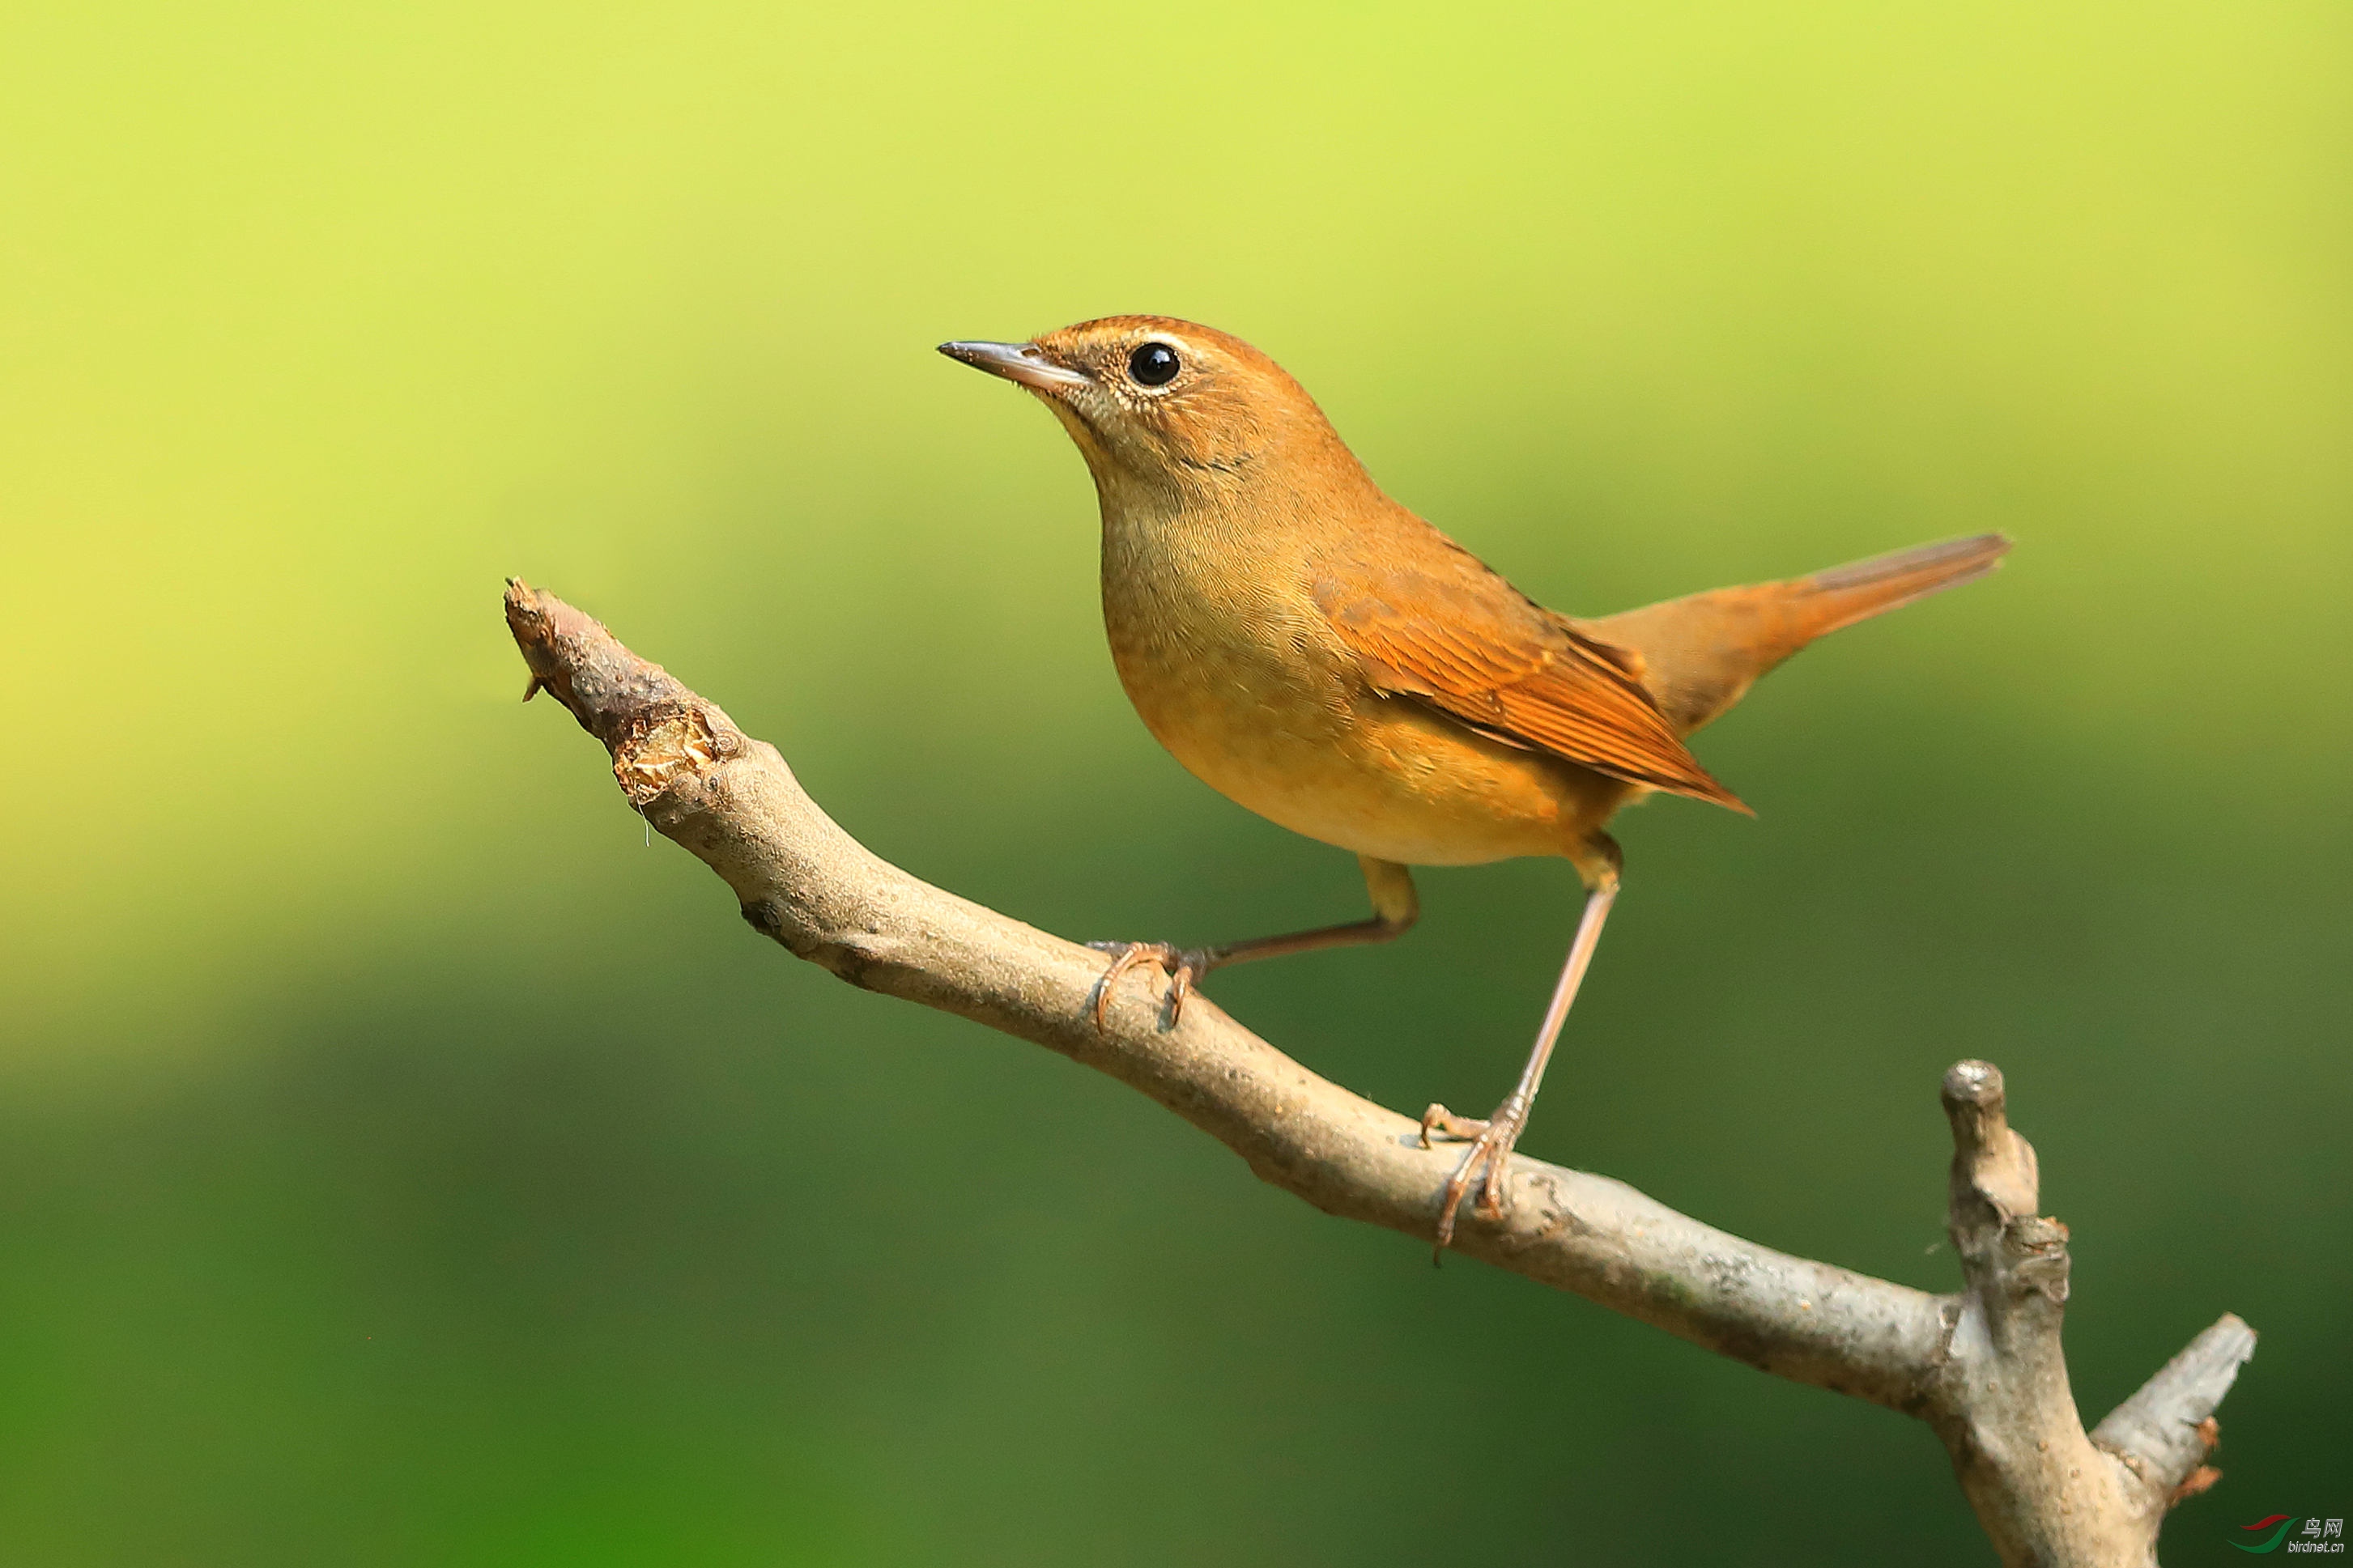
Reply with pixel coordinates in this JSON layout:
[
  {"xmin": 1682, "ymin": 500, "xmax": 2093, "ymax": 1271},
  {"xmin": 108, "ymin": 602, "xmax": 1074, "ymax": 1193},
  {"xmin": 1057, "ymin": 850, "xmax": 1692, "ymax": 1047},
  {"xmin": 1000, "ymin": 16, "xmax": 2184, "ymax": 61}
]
[{"xmin": 505, "ymin": 579, "xmax": 2253, "ymax": 1565}]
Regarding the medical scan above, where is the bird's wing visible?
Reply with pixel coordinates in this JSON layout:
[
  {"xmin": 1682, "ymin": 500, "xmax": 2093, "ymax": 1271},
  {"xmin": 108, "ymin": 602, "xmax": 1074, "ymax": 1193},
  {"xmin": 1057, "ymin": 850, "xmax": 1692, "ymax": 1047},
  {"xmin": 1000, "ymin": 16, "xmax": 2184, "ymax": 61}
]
[{"xmin": 1309, "ymin": 549, "xmax": 1749, "ymax": 812}]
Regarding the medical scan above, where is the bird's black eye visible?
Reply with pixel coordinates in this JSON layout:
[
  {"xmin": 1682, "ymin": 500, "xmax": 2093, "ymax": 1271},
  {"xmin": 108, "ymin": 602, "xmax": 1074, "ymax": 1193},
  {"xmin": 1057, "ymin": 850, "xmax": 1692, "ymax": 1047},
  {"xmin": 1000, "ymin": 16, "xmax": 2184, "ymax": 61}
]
[{"xmin": 1128, "ymin": 342, "xmax": 1181, "ymax": 387}]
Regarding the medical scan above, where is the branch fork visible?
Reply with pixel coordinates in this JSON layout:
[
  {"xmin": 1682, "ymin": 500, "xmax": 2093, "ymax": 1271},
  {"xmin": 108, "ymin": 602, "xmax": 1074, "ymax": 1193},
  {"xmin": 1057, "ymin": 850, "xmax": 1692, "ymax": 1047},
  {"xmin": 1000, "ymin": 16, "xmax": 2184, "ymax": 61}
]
[{"xmin": 506, "ymin": 580, "xmax": 2253, "ymax": 1566}]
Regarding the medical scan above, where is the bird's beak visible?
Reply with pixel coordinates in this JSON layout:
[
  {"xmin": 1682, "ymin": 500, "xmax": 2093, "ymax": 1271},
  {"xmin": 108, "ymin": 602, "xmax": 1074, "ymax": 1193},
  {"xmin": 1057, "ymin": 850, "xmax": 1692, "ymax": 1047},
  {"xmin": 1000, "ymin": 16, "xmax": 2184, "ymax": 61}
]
[{"xmin": 937, "ymin": 339, "xmax": 1092, "ymax": 393}]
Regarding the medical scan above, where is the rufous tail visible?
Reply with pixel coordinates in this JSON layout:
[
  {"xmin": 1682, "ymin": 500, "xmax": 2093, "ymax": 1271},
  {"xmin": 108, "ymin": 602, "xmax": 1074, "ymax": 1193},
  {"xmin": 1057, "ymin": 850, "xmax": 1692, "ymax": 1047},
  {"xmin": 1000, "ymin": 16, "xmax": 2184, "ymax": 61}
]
[
  {"xmin": 1582, "ymin": 532, "xmax": 2010, "ymax": 737},
  {"xmin": 1790, "ymin": 533, "xmax": 2013, "ymax": 640}
]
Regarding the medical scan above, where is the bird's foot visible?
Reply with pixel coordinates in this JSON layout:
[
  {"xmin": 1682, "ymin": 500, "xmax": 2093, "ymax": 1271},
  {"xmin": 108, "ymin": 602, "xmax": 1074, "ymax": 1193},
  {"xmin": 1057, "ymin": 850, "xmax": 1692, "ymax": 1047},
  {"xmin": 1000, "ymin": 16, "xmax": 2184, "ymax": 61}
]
[
  {"xmin": 1419, "ymin": 1098, "xmax": 1530, "ymax": 1259},
  {"xmin": 1085, "ymin": 941, "xmax": 1215, "ymax": 1030}
]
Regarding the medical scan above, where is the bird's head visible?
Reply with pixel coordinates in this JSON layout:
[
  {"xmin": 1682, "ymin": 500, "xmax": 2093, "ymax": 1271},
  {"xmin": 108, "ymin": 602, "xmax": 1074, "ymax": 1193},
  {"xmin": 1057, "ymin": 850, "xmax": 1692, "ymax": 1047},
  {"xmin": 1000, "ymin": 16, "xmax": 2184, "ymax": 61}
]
[{"xmin": 938, "ymin": 316, "xmax": 1359, "ymax": 506}]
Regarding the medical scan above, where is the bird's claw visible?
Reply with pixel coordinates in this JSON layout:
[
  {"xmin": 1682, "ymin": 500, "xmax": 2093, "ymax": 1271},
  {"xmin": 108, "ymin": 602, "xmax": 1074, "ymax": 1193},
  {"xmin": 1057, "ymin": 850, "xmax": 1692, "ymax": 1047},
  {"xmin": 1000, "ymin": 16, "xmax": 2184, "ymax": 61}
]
[
  {"xmin": 1086, "ymin": 941, "xmax": 1212, "ymax": 1030},
  {"xmin": 1422, "ymin": 1099, "xmax": 1527, "ymax": 1260}
]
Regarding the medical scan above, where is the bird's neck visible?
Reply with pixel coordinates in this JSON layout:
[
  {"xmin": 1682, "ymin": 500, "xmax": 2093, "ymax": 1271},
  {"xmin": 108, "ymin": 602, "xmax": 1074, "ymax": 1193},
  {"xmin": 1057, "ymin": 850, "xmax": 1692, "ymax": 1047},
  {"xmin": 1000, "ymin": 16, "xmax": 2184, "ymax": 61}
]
[{"xmin": 1085, "ymin": 435, "xmax": 1385, "ymax": 561}]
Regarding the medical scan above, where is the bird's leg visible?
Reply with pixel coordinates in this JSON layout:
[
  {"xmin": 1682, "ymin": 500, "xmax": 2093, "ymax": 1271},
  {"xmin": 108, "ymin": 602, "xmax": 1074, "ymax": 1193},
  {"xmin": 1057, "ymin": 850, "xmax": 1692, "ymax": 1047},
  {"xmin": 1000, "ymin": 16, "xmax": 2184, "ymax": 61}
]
[
  {"xmin": 1089, "ymin": 857, "xmax": 1418, "ymax": 1029},
  {"xmin": 1423, "ymin": 848, "xmax": 1620, "ymax": 1258}
]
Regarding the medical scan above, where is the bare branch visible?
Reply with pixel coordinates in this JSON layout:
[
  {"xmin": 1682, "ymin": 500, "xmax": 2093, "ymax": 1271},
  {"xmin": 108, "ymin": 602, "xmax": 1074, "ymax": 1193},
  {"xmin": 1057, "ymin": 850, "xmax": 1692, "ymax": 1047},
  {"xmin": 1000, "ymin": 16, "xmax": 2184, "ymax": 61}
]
[
  {"xmin": 1930, "ymin": 1061, "xmax": 2133, "ymax": 1559},
  {"xmin": 504, "ymin": 580, "xmax": 2253, "ymax": 1565},
  {"xmin": 1915, "ymin": 1063, "xmax": 2259, "ymax": 1562},
  {"xmin": 2095, "ymin": 1317, "xmax": 2257, "ymax": 1500}
]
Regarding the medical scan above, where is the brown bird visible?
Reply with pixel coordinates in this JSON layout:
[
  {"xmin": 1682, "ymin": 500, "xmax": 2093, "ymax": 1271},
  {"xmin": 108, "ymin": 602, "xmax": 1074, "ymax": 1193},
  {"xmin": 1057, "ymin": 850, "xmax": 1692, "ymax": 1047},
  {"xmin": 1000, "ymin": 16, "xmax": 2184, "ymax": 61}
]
[{"xmin": 941, "ymin": 317, "xmax": 2007, "ymax": 1253}]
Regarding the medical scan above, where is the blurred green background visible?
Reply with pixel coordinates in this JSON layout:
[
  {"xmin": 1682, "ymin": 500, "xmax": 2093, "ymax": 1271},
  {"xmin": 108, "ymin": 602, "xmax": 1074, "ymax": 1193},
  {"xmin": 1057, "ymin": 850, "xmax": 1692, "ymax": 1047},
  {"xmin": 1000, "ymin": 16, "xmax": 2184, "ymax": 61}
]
[{"xmin": 3, "ymin": 1, "xmax": 2347, "ymax": 1561}]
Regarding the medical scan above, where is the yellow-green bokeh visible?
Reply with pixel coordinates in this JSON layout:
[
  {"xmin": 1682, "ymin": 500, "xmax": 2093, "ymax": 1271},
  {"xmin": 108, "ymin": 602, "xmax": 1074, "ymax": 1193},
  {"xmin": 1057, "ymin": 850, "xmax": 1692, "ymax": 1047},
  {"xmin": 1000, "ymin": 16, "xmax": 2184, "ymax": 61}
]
[{"xmin": 2, "ymin": 2, "xmax": 2347, "ymax": 1562}]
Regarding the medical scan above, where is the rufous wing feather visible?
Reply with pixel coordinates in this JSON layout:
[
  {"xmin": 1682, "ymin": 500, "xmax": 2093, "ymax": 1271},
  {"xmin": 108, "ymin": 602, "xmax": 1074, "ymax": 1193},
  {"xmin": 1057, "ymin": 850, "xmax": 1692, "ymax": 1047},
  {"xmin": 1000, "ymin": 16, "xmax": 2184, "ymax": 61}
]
[{"xmin": 1311, "ymin": 563, "xmax": 1750, "ymax": 813}]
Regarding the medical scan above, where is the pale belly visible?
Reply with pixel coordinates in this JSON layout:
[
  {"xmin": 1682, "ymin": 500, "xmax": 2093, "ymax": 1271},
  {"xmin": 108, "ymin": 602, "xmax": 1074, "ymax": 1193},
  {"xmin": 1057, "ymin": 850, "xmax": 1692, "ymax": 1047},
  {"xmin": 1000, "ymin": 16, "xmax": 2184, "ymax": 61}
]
[{"xmin": 1110, "ymin": 622, "xmax": 1621, "ymax": 867}]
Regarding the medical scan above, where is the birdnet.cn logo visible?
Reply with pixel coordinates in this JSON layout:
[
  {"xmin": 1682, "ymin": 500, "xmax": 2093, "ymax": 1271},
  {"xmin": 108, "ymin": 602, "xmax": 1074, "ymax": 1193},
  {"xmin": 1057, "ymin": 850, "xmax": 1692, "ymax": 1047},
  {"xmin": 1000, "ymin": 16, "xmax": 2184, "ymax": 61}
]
[{"xmin": 2232, "ymin": 1516, "xmax": 2344, "ymax": 1553}]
